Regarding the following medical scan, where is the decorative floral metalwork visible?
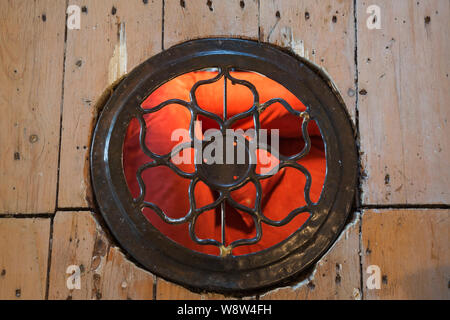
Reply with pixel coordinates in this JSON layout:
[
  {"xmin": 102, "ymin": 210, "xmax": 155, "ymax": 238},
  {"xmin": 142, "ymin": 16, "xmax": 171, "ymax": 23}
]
[{"xmin": 133, "ymin": 67, "xmax": 313, "ymax": 256}]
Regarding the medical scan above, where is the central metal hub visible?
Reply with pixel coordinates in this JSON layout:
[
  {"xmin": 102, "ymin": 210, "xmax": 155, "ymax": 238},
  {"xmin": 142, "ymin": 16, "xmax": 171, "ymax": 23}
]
[{"xmin": 197, "ymin": 136, "xmax": 253, "ymax": 190}]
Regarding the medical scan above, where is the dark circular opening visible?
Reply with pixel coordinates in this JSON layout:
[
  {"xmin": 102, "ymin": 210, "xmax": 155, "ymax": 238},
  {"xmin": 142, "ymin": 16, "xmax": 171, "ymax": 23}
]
[{"xmin": 91, "ymin": 38, "xmax": 357, "ymax": 294}]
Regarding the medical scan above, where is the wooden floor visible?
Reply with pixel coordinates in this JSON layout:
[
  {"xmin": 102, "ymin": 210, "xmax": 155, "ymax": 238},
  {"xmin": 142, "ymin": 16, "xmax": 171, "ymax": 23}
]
[{"xmin": 0, "ymin": 0, "xmax": 448, "ymax": 299}]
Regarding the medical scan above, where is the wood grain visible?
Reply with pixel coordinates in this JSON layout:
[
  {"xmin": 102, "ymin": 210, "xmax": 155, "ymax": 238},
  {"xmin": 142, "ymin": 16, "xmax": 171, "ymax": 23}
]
[
  {"xmin": 358, "ymin": 0, "xmax": 450, "ymax": 205},
  {"xmin": 156, "ymin": 278, "xmax": 253, "ymax": 300},
  {"xmin": 362, "ymin": 209, "xmax": 449, "ymax": 299},
  {"xmin": 164, "ymin": 0, "xmax": 259, "ymax": 49},
  {"xmin": 58, "ymin": 0, "xmax": 162, "ymax": 208},
  {"xmin": 48, "ymin": 211, "xmax": 154, "ymax": 300},
  {"xmin": 156, "ymin": 278, "xmax": 203, "ymax": 300},
  {"xmin": 260, "ymin": 0, "xmax": 357, "ymax": 120},
  {"xmin": 0, "ymin": 218, "xmax": 50, "ymax": 299},
  {"xmin": 261, "ymin": 214, "xmax": 361, "ymax": 300},
  {"xmin": 0, "ymin": 0, "xmax": 65, "ymax": 213}
]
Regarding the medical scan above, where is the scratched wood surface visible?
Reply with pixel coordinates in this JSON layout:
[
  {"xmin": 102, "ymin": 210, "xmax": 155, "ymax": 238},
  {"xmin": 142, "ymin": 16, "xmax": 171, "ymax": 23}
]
[
  {"xmin": 164, "ymin": 0, "xmax": 259, "ymax": 49},
  {"xmin": 156, "ymin": 278, "xmax": 203, "ymax": 300},
  {"xmin": 0, "ymin": 218, "xmax": 50, "ymax": 299},
  {"xmin": 0, "ymin": 0, "xmax": 65, "ymax": 213},
  {"xmin": 48, "ymin": 211, "xmax": 154, "ymax": 300},
  {"xmin": 260, "ymin": 0, "xmax": 356, "ymax": 120},
  {"xmin": 156, "ymin": 278, "xmax": 254, "ymax": 300},
  {"xmin": 358, "ymin": 0, "xmax": 450, "ymax": 205},
  {"xmin": 261, "ymin": 214, "xmax": 361, "ymax": 300},
  {"xmin": 58, "ymin": 0, "xmax": 162, "ymax": 208},
  {"xmin": 362, "ymin": 209, "xmax": 449, "ymax": 299}
]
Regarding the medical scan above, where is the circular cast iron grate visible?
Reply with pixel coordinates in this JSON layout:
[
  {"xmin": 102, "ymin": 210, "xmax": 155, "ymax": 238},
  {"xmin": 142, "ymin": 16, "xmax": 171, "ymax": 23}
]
[{"xmin": 91, "ymin": 38, "xmax": 358, "ymax": 294}]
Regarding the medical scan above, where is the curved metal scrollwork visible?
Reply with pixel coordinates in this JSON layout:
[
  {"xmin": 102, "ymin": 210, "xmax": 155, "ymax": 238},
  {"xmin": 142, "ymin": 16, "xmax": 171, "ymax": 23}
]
[{"xmin": 133, "ymin": 68, "xmax": 313, "ymax": 256}]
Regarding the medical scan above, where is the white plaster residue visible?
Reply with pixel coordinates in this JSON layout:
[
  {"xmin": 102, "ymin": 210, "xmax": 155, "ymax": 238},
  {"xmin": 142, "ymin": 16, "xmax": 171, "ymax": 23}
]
[
  {"xmin": 291, "ymin": 34, "xmax": 311, "ymax": 65},
  {"xmin": 353, "ymin": 287, "xmax": 362, "ymax": 300},
  {"xmin": 325, "ymin": 211, "xmax": 361, "ymax": 257},
  {"xmin": 91, "ymin": 255, "xmax": 105, "ymax": 273},
  {"xmin": 108, "ymin": 22, "xmax": 127, "ymax": 85},
  {"xmin": 280, "ymin": 26, "xmax": 309, "ymax": 60},
  {"xmin": 292, "ymin": 39, "xmax": 307, "ymax": 60},
  {"xmin": 291, "ymin": 265, "xmax": 318, "ymax": 290}
]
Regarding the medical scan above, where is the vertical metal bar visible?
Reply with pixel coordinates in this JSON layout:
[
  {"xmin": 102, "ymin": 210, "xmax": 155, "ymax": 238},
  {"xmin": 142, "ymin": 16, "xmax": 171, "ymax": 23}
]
[
  {"xmin": 221, "ymin": 202, "xmax": 226, "ymax": 245},
  {"xmin": 223, "ymin": 74, "xmax": 227, "ymax": 121},
  {"xmin": 221, "ymin": 74, "xmax": 227, "ymax": 246}
]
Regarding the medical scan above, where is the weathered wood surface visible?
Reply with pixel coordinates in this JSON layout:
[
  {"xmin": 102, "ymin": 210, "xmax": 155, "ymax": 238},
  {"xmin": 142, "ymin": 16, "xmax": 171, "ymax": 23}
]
[
  {"xmin": 58, "ymin": 0, "xmax": 162, "ymax": 208},
  {"xmin": 48, "ymin": 211, "xmax": 154, "ymax": 300},
  {"xmin": 0, "ymin": 218, "xmax": 50, "ymax": 299},
  {"xmin": 164, "ymin": 0, "xmax": 259, "ymax": 49},
  {"xmin": 0, "ymin": 0, "xmax": 65, "ymax": 213},
  {"xmin": 156, "ymin": 278, "xmax": 203, "ymax": 300},
  {"xmin": 362, "ymin": 209, "xmax": 449, "ymax": 300},
  {"xmin": 260, "ymin": 0, "xmax": 357, "ymax": 120},
  {"xmin": 261, "ymin": 214, "xmax": 361, "ymax": 300},
  {"xmin": 156, "ymin": 278, "xmax": 254, "ymax": 300},
  {"xmin": 358, "ymin": 0, "xmax": 450, "ymax": 205}
]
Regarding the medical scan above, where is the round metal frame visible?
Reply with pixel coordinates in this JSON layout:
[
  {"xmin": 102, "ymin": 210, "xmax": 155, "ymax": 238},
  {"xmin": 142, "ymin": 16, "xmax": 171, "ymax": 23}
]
[{"xmin": 91, "ymin": 38, "xmax": 358, "ymax": 294}]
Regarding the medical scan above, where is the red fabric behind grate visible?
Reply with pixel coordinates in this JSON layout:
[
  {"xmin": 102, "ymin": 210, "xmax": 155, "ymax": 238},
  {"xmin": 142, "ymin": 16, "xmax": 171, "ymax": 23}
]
[{"xmin": 123, "ymin": 72, "xmax": 326, "ymax": 256}]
